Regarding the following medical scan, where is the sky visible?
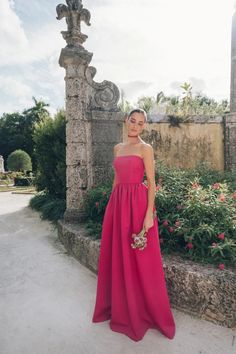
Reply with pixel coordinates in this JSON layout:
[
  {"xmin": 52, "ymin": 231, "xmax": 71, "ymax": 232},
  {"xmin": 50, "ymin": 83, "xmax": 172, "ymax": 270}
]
[{"xmin": 0, "ymin": 0, "xmax": 235, "ymax": 116}]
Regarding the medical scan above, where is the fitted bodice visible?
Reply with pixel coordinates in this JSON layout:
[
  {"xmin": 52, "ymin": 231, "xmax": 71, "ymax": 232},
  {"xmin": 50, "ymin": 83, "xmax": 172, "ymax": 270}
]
[{"xmin": 113, "ymin": 155, "xmax": 145, "ymax": 184}]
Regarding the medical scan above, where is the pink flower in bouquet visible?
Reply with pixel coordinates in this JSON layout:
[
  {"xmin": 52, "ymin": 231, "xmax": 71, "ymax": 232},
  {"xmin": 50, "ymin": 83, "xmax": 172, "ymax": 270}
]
[
  {"xmin": 131, "ymin": 228, "xmax": 147, "ymax": 251},
  {"xmin": 211, "ymin": 242, "xmax": 217, "ymax": 247},
  {"xmin": 158, "ymin": 177, "xmax": 163, "ymax": 184},
  {"xmin": 212, "ymin": 183, "xmax": 220, "ymax": 189},
  {"xmin": 218, "ymin": 263, "xmax": 225, "ymax": 270},
  {"xmin": 162, "ymin": 220, "xmax": 169, "ymax": 226},
  {"xmin": 159, "ymin": 238, "xmax": 164, "ymax": 244},
  {"xmin": 192, "ymin": 182, "xmax": 200, "ymax": 189},
  {"xmin": 95, "ymin": 201, "xmax": 99, "ymax": 208},
  {"xmin": 232, "ymin": 193, "xmax": 236, "ymax": 200},
  {"xmin": 175, "ymin": 220, "xmax": 180, "ymax": 227},
  {"xmin": 217, "ymin": 233, "xmax": 225, "ymax": 240},
  {"xmin": 102, "ymin": 191, "xmax": 107, "ymax": 195},
  {"xmin": 186, "ymin": 242, "xmax": 193, "ymax": 249}
]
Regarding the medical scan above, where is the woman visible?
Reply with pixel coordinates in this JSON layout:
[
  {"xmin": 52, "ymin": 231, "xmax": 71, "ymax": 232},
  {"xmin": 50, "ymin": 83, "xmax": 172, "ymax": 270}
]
[{"xmin": 92, "ymin": 108, "xmax": 176, "ymax": 341}]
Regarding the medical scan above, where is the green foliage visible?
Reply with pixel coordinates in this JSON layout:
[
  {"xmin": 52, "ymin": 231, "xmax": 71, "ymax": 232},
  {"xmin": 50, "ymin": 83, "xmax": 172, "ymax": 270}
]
[
  {"xmin": 14, "ymin": 176, "xmax": 35, "ymax": 186},
  {"xmin": 29, "ymin": 191, "xmax": 66, "ymax": 222},
  {"xmin": 117, "ymin": 82, "xmax": 230, "ymax": 118},
  {"xmin": 0, "ymin": 97, "xmax": 50, "ymax": 171},
  {"xmin": 32, "ymin": 109, "xmax": 66, "ymax": 199},
  {"xmin": 7, "ymin": 149, "xmax": 32, "ymax": 172},
  {"xmin": 118, "ymin": 89, "xmax": 133, "ymax": 113},
  {"xmin": 83, "ymin": 180, "xmax": 113, "ymax": 239},
  {"xmin": 163, "ymin": 83, "xmax": 230, "ymax": 119},
  {"xmin": 0, "ymin": 171, "xmax": 23, "ymax": 182},
  {"xmin": 137, "ymin": 96, "xmax": 156, "ymax": 113}
]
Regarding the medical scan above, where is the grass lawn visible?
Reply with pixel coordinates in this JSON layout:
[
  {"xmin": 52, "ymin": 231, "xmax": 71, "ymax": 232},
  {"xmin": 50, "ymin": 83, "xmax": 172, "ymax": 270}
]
[{"xmin": 0, "ymin": 185, "xmax": 36, "ymax": 194}]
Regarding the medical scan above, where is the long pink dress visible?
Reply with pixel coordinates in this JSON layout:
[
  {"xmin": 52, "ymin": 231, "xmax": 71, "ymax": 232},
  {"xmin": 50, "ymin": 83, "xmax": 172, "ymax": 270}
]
[{"xmin": 92, "ymin": 155, "xmax": 176, "ymax": 341}]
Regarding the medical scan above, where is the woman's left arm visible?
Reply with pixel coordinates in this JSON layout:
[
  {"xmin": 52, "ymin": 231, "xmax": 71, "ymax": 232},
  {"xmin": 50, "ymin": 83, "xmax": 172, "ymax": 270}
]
[{"xmin": 142, "ymin": 144, "xmax": 156, "ymax": 231}]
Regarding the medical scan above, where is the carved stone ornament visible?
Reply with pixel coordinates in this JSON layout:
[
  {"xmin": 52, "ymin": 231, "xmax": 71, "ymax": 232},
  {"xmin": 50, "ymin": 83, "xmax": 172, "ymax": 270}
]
[
  {"xmin": 85, "ymin": 66, "xmax": 120, "ymax": 110},
  {"xmin": 56, "ymin": 0, "xmax": 91, "ymax": 46}
]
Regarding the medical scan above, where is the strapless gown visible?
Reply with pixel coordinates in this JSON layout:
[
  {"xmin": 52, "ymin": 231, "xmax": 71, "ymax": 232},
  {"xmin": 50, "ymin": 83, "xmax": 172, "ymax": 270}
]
[{"xmin": 92, "ymin": 155, "xmax": 176, "ymax": 341}]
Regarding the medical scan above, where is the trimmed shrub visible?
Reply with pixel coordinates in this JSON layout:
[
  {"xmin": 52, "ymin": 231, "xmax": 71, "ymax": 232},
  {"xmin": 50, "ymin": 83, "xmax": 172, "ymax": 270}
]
[{"xmin": 7, "ymin": 149, "xmax": 32, "ymax": 172}]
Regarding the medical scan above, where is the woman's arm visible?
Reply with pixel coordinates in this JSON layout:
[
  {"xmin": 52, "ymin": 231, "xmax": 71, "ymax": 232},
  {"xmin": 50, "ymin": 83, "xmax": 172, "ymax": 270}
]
[{"xmin": 142, "ymin": 144, "xmax": 156, "ymax": 231}]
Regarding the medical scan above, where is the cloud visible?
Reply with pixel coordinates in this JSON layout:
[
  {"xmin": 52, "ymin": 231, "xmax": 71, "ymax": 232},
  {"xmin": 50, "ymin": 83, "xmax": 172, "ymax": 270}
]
[
  {"xmin": 0, "ymin": 0, "xmax": 28, "ymax": 66},
  {"xmin": 0, "ymin": 0, "xmax": 234, "ymax": 116},
  {"xmin": 117, "ymin": 81, "xmax": 154, "ymax": 102},
  {"xmin": 0, "ymin": 76, "xmax": 31, "ymax": 98},
  {"xmin": 0, "ymin": 0, "xmax": 64, "ymax": 66},
  {"xmin": 0, "ymin": 0, "xmax": 65, "ymax": 115}
]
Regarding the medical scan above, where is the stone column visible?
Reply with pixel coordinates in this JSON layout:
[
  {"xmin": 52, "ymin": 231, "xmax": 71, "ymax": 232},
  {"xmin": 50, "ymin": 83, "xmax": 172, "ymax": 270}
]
[
  {"xmin": 56, "ymin": 0, "xmax": 122, "ymax": 222},
  {"xmin": 230, "ymin": 6, "xmax": 236, "ymax": 112},
  {"xmin": 225, "ymin": 5, "xmax": 236, "ymax": 172}
]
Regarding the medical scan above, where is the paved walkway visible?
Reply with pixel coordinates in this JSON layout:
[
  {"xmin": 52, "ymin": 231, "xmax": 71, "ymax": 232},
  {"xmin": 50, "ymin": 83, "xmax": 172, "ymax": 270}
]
[{"xmin": 0, "ymin": 191, "xmax": 235, "ymax": 354}]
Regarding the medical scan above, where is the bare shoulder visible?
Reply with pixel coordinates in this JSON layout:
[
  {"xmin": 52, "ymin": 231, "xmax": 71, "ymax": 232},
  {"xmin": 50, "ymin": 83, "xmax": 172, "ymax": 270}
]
[
  {"xmin": 113, "ymin": 143, "xmax": 123, "ymax": 150},
  {"xmin": 113, "ymin": 143, "xmax": 122, "ymax": 154},
  {"xmin": 141, "ymin": 143, "xmax": 153, "ymax": 156}
]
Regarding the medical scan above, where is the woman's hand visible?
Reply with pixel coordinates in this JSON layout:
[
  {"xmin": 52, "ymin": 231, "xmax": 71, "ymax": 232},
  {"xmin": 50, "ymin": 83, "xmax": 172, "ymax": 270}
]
[{"xmin": 143, "ymin": 210, "xmax": 154, "ymax": 233}]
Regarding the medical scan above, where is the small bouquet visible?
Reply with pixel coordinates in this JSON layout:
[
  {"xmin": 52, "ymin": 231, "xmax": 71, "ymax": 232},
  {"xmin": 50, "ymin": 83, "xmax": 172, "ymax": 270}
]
[{"xmin": 131, "ymin": 210, "xmax": 157, "ymax": 251}]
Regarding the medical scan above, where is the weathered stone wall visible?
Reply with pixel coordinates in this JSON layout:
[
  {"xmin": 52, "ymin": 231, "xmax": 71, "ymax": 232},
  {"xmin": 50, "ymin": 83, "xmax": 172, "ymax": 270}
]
[
  {"xmin": 57, "ymin": 219, "xmax": 236, "ymax": 329},
  {"xmin": 123, "ymin": 115, "xmax": 225, "ymax": 171}
]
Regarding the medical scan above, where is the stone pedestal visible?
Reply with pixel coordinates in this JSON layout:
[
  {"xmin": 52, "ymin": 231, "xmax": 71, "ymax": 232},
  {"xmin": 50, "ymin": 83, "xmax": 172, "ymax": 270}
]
[
  {"xmin": 56, "ymin": 1, "xmax": 122, "ymax": 222},
  {"xmin": 0, "ymin": 155, "xmax": 4, "ymax": 173}
]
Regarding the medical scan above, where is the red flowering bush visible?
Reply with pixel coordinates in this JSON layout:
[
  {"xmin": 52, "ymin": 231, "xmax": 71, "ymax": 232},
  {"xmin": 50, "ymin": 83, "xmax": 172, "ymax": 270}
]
[{"xmin": 155, "ymin": 160, "xmax": 236, "ymax": 270}]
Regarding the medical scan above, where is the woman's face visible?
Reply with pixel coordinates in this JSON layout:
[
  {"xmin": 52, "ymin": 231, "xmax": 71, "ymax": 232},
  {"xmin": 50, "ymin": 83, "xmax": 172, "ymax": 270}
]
[{"xmin": 125, "ymin": 112, "xmax": 146, "ymax": 135}]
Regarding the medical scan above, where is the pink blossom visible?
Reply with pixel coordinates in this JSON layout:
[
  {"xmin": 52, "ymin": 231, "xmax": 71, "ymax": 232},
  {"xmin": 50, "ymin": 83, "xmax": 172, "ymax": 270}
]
[
  {"xmin": 192, "ymin": 182, "xmax": 200, "ymax": 189},
  {"xmin": 212, "ymin": 183, "xmax": 220, "ymax": 189},
  {"xmin": 95, "ymin": 201, "xmax": 99, "ymax": 208},
  {"xmin": 175, "ymin": 220, "xmax": 180, "ymax": 227},
  {"xmin": 217, "ymin": 233, "xmax": 225, "ymax": 240},
  {"xmin": 218, "ymin": 263, "xmax": 225, "ymax": 270},
  {"xmin": 186, "ymin": 242, "xmax": 193, "ymax": 249},
  {"xmin": 218, "ymin": 193, "xmax": 225, "ymax": 202},
  {"xmin": 162, "ymin": 220, "xmax": 169, "ymax": 226},
  {"xmin": 159, "ymin": 238, "xmax": 164, "ymax": 244},
  {"xmin": 168, "ymin": 226, "xmax": 174, "ymax": 233},
  {"xmin": 211, "ymin": 242, "xmax": 217, "ymax": 248},
  {"xmin": 102, "ymin": 191, "xmax": 107, "ymax": 195}
]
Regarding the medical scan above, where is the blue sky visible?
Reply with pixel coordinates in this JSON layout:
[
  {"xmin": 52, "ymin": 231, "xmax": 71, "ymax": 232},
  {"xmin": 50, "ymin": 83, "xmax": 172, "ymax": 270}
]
[{"xmin": 0, "ymin": 0, "xmax": 235, "ymax": 116}]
